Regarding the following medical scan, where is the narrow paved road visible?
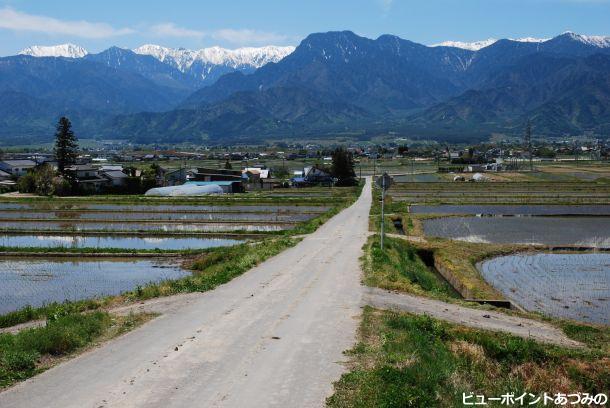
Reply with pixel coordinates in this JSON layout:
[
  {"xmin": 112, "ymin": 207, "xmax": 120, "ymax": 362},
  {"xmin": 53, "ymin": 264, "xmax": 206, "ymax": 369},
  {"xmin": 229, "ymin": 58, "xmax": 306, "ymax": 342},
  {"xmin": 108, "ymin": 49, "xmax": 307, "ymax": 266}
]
[{"xmin": 0, "ymin": 180, "xmax": 372, "ymax": 408}]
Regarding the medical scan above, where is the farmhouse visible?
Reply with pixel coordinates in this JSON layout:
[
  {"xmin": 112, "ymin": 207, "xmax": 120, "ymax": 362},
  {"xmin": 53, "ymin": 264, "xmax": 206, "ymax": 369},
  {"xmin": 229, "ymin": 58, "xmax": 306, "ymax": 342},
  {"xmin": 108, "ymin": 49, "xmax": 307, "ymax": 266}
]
[
  {"xmin": 65, "ymin": 165, "xmax": 108, "ymax": 192},
  {"xmin": 192, "ymin": 167, "xmax": 243, "ymax": 182},
  {"xmin": 292, "ymin": 166, "xmax": 333, "ymax": 187},
  {"xmin": 0, "ymin": 160, "xmax": 36, "ymax": 177},
  {"xmin": 100, "ymin": 170, "xmax": 128, "ymax": 188}
]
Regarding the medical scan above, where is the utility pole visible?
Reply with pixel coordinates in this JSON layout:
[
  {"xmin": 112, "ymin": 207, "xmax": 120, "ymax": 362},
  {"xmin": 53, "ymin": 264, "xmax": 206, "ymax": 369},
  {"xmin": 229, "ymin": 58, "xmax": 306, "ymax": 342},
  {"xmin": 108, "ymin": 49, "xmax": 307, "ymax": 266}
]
[
  {"xmin": 377, "ymin": 172, "xmax": 393, "ymax": 251},
  {"xmin": 411, "ymin": 155, "xmax": 415, "ymax": 182},
  {"xmin": 574, "ymin": 139, "xmax": 579, "ymax": 167},
  {"xmin": 525, "ymin": 120, "xmax": 533, "ymax": 172},
  {"xmin": 373, "ymin": 153, "xmax": 377, "ymax": 180},
  {"xmin": 380, "ymin": 174, "xmax": 385, "ymax": 250}
]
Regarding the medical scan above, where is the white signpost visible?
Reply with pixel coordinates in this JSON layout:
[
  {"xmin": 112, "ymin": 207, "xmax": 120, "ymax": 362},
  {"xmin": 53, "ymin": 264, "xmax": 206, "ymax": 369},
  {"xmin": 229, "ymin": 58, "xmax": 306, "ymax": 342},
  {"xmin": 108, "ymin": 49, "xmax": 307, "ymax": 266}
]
[{"xmin": 376, "ymin": 173, "xmax": 393, "ymax": 250}]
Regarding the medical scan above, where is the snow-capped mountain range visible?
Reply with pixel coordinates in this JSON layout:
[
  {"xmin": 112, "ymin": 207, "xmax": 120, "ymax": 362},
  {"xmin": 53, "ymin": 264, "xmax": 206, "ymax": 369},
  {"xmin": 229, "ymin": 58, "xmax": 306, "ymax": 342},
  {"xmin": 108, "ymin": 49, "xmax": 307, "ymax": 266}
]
[
  {"xmin": 133, "ymin": 44, "xmax": 295, "ymax": 72},
  {"xmin": 17, "ymin": 31, "xmax": 609, "ymax": 64},
  {"xmin": 19, "ymin": 43, "xmax": 89, "ymax": 58},
  {"xmin": 432, "ymin": 31, "xmax": 608, "ymax": 51},
  {"xmin": 17, "ymin": 43, "xmax": 295, "ymax": 70}
]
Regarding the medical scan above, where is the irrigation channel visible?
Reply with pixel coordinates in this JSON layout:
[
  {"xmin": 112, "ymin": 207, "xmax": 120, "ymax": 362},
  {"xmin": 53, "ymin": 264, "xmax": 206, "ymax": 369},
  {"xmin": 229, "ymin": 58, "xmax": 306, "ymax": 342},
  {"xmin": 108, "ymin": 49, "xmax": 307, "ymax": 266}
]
[
  {"xmin": 478, "ymin": 253, "xmax": 610, "ymax": 325},
  {"xmin": 0, "ymin": 200, "xmax": 332, "ymax": 315}
]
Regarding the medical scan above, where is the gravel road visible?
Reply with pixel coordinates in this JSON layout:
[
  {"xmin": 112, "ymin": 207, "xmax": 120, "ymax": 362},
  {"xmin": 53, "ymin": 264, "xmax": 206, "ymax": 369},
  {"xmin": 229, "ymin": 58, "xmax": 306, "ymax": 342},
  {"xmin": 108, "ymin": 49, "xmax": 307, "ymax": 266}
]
[{"xmin": 365, "ymin": 286, "xmax": 581, "ymax": 347}]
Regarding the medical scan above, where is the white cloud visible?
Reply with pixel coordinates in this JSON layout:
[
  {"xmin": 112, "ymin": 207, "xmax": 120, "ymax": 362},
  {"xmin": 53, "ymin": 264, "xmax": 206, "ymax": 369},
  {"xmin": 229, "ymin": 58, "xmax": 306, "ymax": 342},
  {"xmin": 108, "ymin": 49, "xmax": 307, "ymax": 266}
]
[
  {"xmin": 212, "ymin": 29, "xmax": 289, "ymax": 46},
  {"xmin": 0, "ymin": 7, "xmax": 134, "ymax": 39},
  {"xmin": 150, "ymin": 23, "xmax": 205, "ymax": 39},
  {"xmin": 379, "ymin": 0, "xmax": 394, "ymax": 11},
  {"xmin": 149, "ymin": 23, "xmax": 289, "ymax": 46},
  {"xmin": 0, "ymin": 8, "xmax": 291, "ymax": 47}
]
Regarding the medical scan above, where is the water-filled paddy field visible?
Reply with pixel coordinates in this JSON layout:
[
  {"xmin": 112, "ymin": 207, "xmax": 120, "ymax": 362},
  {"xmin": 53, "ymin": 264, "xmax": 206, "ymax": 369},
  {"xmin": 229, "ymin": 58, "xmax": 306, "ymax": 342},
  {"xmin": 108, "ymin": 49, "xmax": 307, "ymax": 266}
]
[
  {"xmin": 0, "ymin": 201, "xmax": 328, "ymax": 238},
  {"xmin": 0, "ymin": 257, "xmax": 190, "ymax": 314},
  {"xmin": 0, "ymin": 235, "xmax": 244, "ymax": 250},
  {"xmin": 478, "ymin": 253, "xmax": 610, "ymax": 325},
  {"xmin": 422, "ymin": 217, "xmax": 610, "ymax": 247},
  {"xmin": 392, "ymin": 173, "xmax": 443, "ymax": 183},
  {"xmin": 0, "ymin": 203, "xmax": 330, "ymax": 213},
  {"xmin": 0, "ymin": 211, "xmax": 314, "ymax": 222},
  {"xmin": 0, "ymin": 220, "xmax": 289, "ymax": 233},
  {"xmin": 411, "ymin": 204, "xmax": 610, "ymax": 216},
  {"xmin": 389, "ymin": 182, "xmax": 610, "ymax": 204}
]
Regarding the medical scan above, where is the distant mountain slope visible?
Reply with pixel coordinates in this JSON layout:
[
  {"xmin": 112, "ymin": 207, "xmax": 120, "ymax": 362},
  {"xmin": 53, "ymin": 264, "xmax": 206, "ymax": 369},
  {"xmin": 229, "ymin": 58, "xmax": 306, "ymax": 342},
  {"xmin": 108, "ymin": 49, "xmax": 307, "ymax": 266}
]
[
  {"xmin": 412, "ymin": 53, "xmax": 610, "ymax": 135},
  {"xmin": 181, "ymin": 31, "xmax": 474, "ymax": 111},
  {"xmin": 108, "ymin": 31, "xmax": 610, "ymax": 143},
  {"xmin": 133, "ymin": 44, "xmax": 295, "ymax": 86},
  {"xmin": 0, "ymin": 55, "xmax": 188, "ymax": 142},
  {"xmin": 104, "ymin": 86, "xmax": 371, "ymax": 143},
  {"xmin": 3, "ymin": 31, "xmax": 610, "ymax": 144},
  {"xmin": 84, "ymin": 47, "xmax": 200, "ymax": 91},
  {"xmin": 0, "ymin": 43, "xmax": 296, "ymax": 143}
]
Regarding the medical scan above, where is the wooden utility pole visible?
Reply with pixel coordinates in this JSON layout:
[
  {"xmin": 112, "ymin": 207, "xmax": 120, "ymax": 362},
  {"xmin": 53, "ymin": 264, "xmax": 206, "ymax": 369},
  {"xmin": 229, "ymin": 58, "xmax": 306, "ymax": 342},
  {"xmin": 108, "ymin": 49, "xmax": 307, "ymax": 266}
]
[
  {"xmin": 376, "ymin": 173, "xmax": 393, "ymax": 250},
  {"xmin": 525, "ymin": 120, "xmax": 533, "ymax": 171}
]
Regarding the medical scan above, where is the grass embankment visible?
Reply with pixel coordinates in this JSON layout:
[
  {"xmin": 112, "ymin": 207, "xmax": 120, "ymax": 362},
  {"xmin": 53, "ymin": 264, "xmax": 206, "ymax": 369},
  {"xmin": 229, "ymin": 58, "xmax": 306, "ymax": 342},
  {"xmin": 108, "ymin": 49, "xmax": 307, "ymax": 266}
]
[
  {"xmin": 328, "ymin": 308, "xmax": 610, "ymax": 408},
  {"xmin": 362, "ymin": 236, "xmax": 457, "ymax": 300},
  {"xmin": 368, "ymin": 186, "xmax": 520, "ymax": 300},
  {"xmin": 0, "ymin": 312, "xmax": 151, "ymax": 388}
]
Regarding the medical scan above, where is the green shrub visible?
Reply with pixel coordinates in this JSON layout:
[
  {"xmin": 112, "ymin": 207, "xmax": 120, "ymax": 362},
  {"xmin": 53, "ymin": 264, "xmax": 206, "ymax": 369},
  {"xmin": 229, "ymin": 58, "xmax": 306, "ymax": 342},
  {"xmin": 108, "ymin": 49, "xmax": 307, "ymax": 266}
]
[
  {"xmin": 14, "ymin": 312, "xmax": 110, "ymax": 356},
  {"xmin": 1, "ymin": 350, "xmax": 39, "ymax": 371}
]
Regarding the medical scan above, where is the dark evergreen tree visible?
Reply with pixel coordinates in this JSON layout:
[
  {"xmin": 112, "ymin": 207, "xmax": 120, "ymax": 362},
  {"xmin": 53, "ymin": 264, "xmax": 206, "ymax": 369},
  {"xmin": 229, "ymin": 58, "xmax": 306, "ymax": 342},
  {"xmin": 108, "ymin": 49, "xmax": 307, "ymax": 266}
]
[
  {"xmin": 331, "ymin": 147, "xmax": 357, "ymax": 186},
  {"xmin": 53, "ymin": 117, "xmax": 78, "ymax": 174}
]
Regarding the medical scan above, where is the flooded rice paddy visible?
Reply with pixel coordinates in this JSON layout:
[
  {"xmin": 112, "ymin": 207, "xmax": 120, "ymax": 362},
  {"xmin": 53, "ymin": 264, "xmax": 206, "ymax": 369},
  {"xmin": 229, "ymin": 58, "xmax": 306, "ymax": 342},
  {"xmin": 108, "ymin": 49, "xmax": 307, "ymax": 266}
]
[
  {"xmin": 0, "ymin": 203, "xmax": 329, "ymax": 213},
  {"xmin": 0, "ymin": 235, "xmax": 244, "ymax": 250},
  {"xmin": 0, "ymin": 202, "xmax": 324, "ymax": 237},
  {"xmin": 392, "ymin": 174, "xmax": 443, "ymax": 183},
  {"xmin": 411, "ymin": 204, "xmax": 610, "ymax": 216},
  {"xmin": 0, "ymin": 257, "xmax": 190, "ymax": 314},
  {"xmin": 0, "ymin": 211, "xmax": 313, "ymax": 222},
  {"xmin": 422, "ymin": 217, "xmax": 610, "ymax": 247},
  {"xmin": 478, "ymin": 253, "xmax": 610, "ymax": 325},
  {"xmin": 0, "ymin": 220, "xmax": 288, "ymax": 232}
]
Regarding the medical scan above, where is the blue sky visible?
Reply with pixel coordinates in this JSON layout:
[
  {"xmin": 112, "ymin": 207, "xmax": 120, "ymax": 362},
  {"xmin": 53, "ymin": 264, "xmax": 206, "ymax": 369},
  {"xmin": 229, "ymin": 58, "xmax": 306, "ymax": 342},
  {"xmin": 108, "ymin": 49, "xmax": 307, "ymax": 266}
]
[{"xmin": 1, "ymin": 0, "xmax": 609, "ymax": 55}]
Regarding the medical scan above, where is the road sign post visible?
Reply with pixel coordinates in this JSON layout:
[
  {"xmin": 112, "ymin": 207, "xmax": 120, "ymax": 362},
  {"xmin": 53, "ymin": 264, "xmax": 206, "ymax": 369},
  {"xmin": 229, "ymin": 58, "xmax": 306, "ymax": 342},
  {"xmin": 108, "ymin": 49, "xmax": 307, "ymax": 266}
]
[{"xmin": 376, "ymin": 173, "xmax": 393, "ymax": 250}]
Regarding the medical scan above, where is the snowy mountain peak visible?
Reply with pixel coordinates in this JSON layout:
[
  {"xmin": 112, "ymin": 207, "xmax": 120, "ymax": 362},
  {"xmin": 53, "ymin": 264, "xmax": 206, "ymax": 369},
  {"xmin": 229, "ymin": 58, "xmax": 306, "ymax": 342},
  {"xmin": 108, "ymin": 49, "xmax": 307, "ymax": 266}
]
[
  {"xmin": 512, "ymin": 37, "xmax": 549, "ymax": 43},
  {"xmin": 133, "ymin": 44, "xmax": 295, "ymax": 72},
  {"xmin": 19, "ymin": 44, "xmax": 88, "ymax": 58},
  {"xmin": 431, "ymin": 39, "xmax": 498, "ymax": 51},
  {"xmin": 562, "ymin": 31, "xmax": 610, "ymax": 48}
]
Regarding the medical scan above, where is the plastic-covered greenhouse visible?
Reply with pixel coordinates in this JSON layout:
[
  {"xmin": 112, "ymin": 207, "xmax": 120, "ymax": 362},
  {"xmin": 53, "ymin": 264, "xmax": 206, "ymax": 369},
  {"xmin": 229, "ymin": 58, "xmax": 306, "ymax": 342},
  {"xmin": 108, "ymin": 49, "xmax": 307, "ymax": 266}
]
[{"xmin": 144, "ymin": 184, "xmax": 224, "ymax": 197}]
